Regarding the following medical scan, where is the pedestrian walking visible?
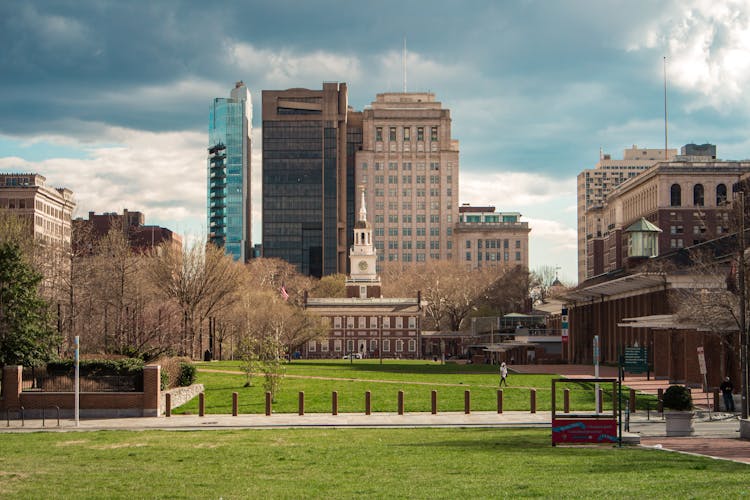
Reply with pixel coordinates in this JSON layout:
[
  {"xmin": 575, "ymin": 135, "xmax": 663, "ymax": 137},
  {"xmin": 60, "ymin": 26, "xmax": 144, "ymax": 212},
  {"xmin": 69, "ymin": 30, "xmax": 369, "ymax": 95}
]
[
  {"xmin": 720, "ymin": 376, "xmax": 735, "ymax": 412},
  {"xmin": 499, "ymin": 362, "xmax": 508, "ymax": 387}
]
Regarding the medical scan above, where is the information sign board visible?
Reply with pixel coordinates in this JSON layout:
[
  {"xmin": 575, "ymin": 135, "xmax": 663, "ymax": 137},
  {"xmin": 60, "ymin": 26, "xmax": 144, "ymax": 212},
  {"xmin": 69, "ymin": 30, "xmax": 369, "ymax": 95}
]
[
  {"xmin": 624, "ymin": 347, "xmax": 648, "ymax": 373},
  {"xmin": 552, "ymin": 418, "xmax": 617, "ymax": 444}
]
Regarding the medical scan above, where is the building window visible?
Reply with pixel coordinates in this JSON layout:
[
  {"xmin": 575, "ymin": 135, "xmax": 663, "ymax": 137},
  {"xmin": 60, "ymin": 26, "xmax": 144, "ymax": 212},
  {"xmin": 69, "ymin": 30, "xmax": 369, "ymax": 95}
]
[
  {"xmin": 389, "ymin": 127, "xmax": 397, "ymax": 141},
  {"xmin": 361, "ymin": 162, "xmax": 368, "ymax": 170},
  {"xmin": 670, "ymin": 184, "xmax": 681, "ymax": 206},
  {"xmin": 334, "ymin": 339, "xmax": 342, "ymax": 352},
  {"xmin": 308, "ymin": 340, "xmax": 316, "ymax": 352},
  {"xmin": 383, "ymin": 339, "xmax": 391, "ymax": 352},
  {"xmin": 466, "ymin": 240, "xmax": 471, "ymax": 248},
  {"xmin": 403, "ymin": 127, "xmax": 410, "ymax": 141},
  {"xmin": 693, "ymin": 184, "xmax": 704, "ymax": 206},
  {"xmin": 431, "ymin": 127, "xmax": 438, "ymax": 141},
  {"xmin": 417, "ymin": 127, "xmax": 424, "ymax": 141},
  {"xmin": 416, "ymin": 253, "xmax": 426, "ymax": 262},
  {"xmin": 376, "ymin": 127, "xmax": 383, "ymax": 142},
  {"xmin": 347, "ymin": 339, "xmax": 354, "ymax": 353},
  {"xmin": 466, "ymin": 252, "xmax": 471, "ymax": 261},
  {"xmin": 370, "ymin": 339, "xmax": 378, "ymax": 352},
  {"xmin": 408, "ymin": 339, "xmax": 416, "ymax": 352},
  {"xmin": 515, "ymin": 240, "xmax": 521, "ymax": 249},
  {"xmin": 516, "ymin": 251, "xmax": 521, "ymax": 261},
  {"xmin": 347, "ymin": 316, "xmax": 354, "ymax": 328},
  {"xmin": 358, "ymin": 317, "xmax": 367, "ymax": 329},
  {"xmin": 334, "ymin": 317, "xmax": 342, "ymax": 328},
  {"xmin": 408, "ymin": 317, "xmax": 416, "ymax": 329},
  {"xmin": 320, "ymin": 341, "xmax": 329, "ymax": 352},
  {"xmin": 395, "ymin": 317, "xmax": 403, "ymax": 329},
  {"xmin": 717, "ymin": 184, "xmax": 727, "ymax": 205},
  {"xmin": 396, "ymin": 339, "xmax": 404, "ymax": 352}
]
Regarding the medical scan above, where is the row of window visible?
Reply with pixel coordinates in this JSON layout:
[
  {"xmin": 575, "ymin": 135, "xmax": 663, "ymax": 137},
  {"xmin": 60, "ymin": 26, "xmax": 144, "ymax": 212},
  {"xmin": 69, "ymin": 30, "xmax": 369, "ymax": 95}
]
[
  {"xmin": 466, "ymin": 239, "xmax": 522, "ymax": 249},
  {"xmin": 385, "ymin": 253, "xmax": 445, "ymax": 262},
  {"xmin": 367, "ymin": 175, "xmax": 445, "ymax": 184},
  {"xmin": 308, "ymin": 338, "xmax": 417, "ymax": 353},
  {"xmin": 331, "ymin": 316, "xmax": 417, "ymax": 329},
  {"xmin": 363, "ymin": 162, "xmax": 452, "ymax": 173},
  {"xmin": 670, "ymin": 183, "xmax": 727, "ymax": 207},
  {"xmin": 466, "ymin": 252, "xmax": 522, "ymax": 262},
  {"xmin": 375, "ymin": 126, "xmax": 438, "ymax": 143},
  {"xmin": 371, "ymin": 194, "xmax": 452, "ymax": 210}
]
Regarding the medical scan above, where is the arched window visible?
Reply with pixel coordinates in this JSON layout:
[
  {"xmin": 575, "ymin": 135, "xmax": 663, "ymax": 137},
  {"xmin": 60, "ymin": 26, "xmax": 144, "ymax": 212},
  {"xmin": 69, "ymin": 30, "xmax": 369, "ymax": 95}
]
[
  {"xmin": 670, "ymin": 184, "xmax": 681, "ymax": 207},
  {"xmin": 694, "ymin": 184, "xmax": 704, "ymax": 206},
  {"xmin": 717, "ymin": 184, "xmax": 727, "ymax": 205}
]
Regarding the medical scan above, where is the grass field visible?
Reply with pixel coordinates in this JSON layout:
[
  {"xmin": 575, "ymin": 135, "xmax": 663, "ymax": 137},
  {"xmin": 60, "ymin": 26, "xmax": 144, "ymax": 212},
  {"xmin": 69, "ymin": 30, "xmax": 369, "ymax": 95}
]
[
  {"xmin": 173, "ymin": 360, "xmax": 656, "ymax": 415},
  {"xmin": 1, "ymin": 428, "xmax": 748, "ymax": 498}
]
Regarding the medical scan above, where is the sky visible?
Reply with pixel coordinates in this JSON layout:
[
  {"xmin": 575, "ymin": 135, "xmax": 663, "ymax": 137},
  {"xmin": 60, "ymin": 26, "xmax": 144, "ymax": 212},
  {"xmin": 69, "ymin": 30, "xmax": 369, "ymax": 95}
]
[{"xmin": 1, "ymin": 0, "xmax": 749, "ymax": 284}]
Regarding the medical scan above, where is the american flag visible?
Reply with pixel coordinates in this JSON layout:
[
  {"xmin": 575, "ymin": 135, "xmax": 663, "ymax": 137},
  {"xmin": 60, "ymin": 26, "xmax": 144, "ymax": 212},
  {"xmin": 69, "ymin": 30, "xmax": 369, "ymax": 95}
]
[{"xmin": 280, "ymin": 285, "xmax": 289, "ymax": 301}]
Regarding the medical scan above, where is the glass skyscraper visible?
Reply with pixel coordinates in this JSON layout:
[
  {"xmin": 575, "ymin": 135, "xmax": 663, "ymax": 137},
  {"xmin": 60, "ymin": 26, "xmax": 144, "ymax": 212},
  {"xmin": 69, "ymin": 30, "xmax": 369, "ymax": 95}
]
[{"xmin": 208, "ymin": 82, "xmax": 252, "ymax": 262}]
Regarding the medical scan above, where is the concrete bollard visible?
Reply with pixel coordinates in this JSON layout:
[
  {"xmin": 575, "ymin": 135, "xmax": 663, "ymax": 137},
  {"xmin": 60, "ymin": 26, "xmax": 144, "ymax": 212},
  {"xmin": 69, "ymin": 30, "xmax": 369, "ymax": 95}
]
[
  {"xmin": 365, "ymin": 391, "xmax": 371, "ymax": 415},
  {"xmin": 713, "ymin": 390, "xmax": 720, "ymax": 413},
  {"xmin": 431, "ymin": 390, "xmax": 438, "ymax": 415},
  {"xmin": 563, "ymin": 388, "xmax": 570, "ymax": 413},
  {"xmin": 199, "ymin": 392, "xmax": 205, "ymax": 417},
  {"xmin": 165, "ymin": 393, "xmax": 172, "ymax": 417},
  {"xmin": 464, "ymin": 390, "xmax": 471, "ymax": 414},
  {"xmin": 265, "ymin": 391, "xmax": 272, "ymax": 416},
  {"xmin": 332, "ymin": 391, "xmax": 338, "ymax": 416},
  {"xmin": 597, "ymin": 388, "xmax": 603, "ymax": 413},
  {"xmin": 530, "ymin": 389, "xmax": 536, "ymax": 413},
  {"xmin": 657, "ymin": 388, "xmax": 664, "ymax": 413},
  {"xmin": 398, "ymin": 390, "xmax": 404, "ymax": 415},
  {"xmin": 299, "ymin": 391, "xmax": 305, "ymax": 416},
  {"xmin": 232, "ymin": 392, "xmax": 238, "ymax": 416},
  {"xmin": 629, "ymin": 389, "xmax": 636, "ymax": 413},
  {"xmin": 497, "ymin": 389, "xmax": 503, "ymax": 414}
]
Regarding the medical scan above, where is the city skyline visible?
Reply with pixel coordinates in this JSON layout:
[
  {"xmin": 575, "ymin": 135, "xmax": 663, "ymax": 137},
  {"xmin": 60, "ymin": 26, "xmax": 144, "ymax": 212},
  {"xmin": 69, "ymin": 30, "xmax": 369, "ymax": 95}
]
[{"xmin": 1, "ymin": 1, "xmax": 749, "ymax": 283}]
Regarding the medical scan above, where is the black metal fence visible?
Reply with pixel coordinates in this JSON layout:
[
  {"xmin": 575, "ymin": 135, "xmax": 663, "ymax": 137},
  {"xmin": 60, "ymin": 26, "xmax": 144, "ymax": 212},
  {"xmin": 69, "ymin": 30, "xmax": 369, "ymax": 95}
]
[{"xmin": 22, "ymin": 366, "xmax": 143, "ymax": 392}]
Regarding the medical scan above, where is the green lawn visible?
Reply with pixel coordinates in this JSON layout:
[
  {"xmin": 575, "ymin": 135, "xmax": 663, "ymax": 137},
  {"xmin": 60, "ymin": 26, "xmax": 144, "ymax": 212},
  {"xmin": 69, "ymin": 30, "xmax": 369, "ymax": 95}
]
[
  {"xmin": 174, "ymin": 360, "xmax": 656, "ymax": 414},
  {"xmin": 1, "ymin": 428, "xmax": 747, "ymax": 498}
]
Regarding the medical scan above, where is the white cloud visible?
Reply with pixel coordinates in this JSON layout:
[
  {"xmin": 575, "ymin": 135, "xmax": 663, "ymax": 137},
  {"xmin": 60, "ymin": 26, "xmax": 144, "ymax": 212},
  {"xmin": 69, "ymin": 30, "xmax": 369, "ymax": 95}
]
[
  {"xmin": 0, "ymin": 126, "xmax": 207, "ymax": 235},
  {"xmin": 627, "ymin": 0, "xmax": 750, "ymax": 110},
  {"xmin": 460, "ymin": 170, "xmax": 576, "ymax": 207},
  {"xmin": 225, "ymin": 41, "xmax": 362, "ymax": 88}
]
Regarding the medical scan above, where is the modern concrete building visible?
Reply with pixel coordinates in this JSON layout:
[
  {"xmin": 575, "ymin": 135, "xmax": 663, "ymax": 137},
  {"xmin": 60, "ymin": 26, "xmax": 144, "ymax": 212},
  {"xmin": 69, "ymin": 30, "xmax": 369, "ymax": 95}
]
[
  {"xmin": 208, "ymin": 81, "xmax": 252, "ymax": 262},
  {"xmin": 582, "ymin": 147, "xmax": 750, "ymax": 278},
  {"xmin": 73, "ymin": 209, "xmax": 182, "ymax": 255},
  {"xmin": 355, "ymin": 92, "xmax": 459, "ymax": 268},
  {"xmin": 262, "ymin": 83, "xmax": 361, "ymax": 277},
  {"xmin": 454, "ymin": 204, "xmax": 530, "ymax": 270},
  {"xmin": 577, "ymin": 145, "xmax": 677, "ymax": 282},
  {"xmin": 0, "ymin": 173, "xmax": 75, "ymax": 248}
]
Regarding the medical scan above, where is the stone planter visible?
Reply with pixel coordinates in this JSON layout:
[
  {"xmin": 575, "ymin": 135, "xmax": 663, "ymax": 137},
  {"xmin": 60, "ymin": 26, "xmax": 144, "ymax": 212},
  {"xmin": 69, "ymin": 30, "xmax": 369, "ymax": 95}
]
[{"xmin": 665, "ymin": 411, "xmax": 694, "ymax": 437}]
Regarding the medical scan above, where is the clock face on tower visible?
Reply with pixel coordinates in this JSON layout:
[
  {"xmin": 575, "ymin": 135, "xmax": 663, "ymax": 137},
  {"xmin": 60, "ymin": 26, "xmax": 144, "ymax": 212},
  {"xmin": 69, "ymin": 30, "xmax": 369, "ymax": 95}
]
[{"xmin": 358, "ymin": 260, "xmax": 369, "ymax": 271}]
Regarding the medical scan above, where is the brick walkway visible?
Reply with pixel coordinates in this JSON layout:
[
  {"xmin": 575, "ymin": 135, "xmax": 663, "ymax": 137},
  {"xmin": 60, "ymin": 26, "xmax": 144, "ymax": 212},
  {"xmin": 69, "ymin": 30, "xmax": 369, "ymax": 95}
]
[{"xmin": 641, "ymin": 436, "xmax": 750, "ymax": 464}]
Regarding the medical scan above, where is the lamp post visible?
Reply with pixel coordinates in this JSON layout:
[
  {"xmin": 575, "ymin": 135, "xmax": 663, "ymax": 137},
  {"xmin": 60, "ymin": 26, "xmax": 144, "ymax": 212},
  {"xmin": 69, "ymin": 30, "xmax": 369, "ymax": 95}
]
[{"xmin": 738, "ymin": 192, "xmax": 748, "ymax": 419}]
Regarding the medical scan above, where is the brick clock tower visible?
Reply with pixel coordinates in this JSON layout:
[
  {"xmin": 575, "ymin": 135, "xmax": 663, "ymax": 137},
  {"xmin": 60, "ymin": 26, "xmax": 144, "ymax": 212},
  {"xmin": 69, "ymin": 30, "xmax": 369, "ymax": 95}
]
[{"xmin": 346, "ymin": 188, "xmax": 382, "ymax": 298}]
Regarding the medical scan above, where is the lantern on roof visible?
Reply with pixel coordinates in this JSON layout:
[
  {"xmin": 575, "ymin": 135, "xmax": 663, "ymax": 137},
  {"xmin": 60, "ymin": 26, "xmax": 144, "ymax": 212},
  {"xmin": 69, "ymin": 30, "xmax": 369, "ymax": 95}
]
[{"xmin": 625, "ymin": 217, "xmax": 662, "ymax": 258}]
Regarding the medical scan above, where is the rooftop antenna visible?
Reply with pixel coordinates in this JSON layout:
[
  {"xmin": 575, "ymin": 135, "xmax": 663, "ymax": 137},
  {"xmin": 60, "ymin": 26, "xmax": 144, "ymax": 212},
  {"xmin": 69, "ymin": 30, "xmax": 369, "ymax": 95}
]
[
  {"xmin": 402, "ymin": 36, "xmax": 407, "ymax": 93},
  {"xmin": 664, "ymin": 56, "xmax": 669, "ymax": 161}
]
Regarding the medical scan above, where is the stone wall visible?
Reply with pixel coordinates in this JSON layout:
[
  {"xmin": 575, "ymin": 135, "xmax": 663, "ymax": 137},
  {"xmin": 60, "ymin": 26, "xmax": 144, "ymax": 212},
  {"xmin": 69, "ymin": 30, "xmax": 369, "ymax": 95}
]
[{"xmin": 161, "ymin": 384, "xmax": 204, "ymax": 415}]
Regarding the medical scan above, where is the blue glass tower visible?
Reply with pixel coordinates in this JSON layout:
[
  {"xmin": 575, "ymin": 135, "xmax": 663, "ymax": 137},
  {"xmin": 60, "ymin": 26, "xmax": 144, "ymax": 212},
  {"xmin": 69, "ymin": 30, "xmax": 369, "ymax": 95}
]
[{"xmin": 208, "ymin": 82, "xmax": 252, "ymax": 262}]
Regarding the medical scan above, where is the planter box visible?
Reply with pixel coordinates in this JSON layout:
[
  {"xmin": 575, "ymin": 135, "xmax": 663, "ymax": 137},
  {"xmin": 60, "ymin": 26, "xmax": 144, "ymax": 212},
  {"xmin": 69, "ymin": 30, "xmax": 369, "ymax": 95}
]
[{"xmin": 665, "ymin": 411, "xmax": 694, "ymax": 437}]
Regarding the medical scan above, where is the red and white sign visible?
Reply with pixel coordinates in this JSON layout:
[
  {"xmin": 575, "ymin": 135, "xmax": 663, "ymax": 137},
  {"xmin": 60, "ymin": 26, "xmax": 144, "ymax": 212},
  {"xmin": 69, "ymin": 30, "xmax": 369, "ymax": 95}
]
[
  {"xmin": 552, "ymin": 418, "xmax": 617, "ymax": 444},
  {"xmin": 697, "ymin": 346, "xmax": 707, "ymax": 375}
]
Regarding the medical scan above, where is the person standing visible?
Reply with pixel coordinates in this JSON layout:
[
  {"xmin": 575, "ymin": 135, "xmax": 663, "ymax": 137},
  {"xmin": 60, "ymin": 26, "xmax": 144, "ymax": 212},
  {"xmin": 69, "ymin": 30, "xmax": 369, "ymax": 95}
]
[
  {"xmin": 720, "ymin": 376, "xmax": 735, "ymax": 412},
  {"xmin": 499, "ymin": 362, "xmax": 508, "ymax": 387}
]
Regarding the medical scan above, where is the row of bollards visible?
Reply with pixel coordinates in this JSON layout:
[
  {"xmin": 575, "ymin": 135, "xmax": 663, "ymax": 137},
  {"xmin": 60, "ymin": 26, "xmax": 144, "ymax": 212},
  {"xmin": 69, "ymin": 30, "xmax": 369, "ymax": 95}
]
[{"xmin": 164, "ymin": 387, "xmax": 650, "ymax": 417}]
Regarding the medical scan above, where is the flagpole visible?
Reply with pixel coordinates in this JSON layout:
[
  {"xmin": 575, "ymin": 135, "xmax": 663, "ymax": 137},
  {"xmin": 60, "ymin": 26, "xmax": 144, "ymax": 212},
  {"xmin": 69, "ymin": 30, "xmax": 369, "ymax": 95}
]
[{"xmin": 74, "ymin": 335, "xmax": 80, "ymax": 427}]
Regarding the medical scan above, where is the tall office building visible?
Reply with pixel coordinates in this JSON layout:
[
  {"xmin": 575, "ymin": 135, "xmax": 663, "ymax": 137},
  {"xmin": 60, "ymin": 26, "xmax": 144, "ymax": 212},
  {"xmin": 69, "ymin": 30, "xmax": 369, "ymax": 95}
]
[
  {"xmin": 577, "ymin": 145, "xmax": 676, "ymax": 283},
  {"xmin": 208, "ymin": 81, "xmax": 252, "ymax": 262},
  {"xmin": 262, "ymin": 83, "xmax": 359, "ymax": 277},
  {"xmin": 355, "ymin": 92, "xmax": 459, "ymax": 267}
]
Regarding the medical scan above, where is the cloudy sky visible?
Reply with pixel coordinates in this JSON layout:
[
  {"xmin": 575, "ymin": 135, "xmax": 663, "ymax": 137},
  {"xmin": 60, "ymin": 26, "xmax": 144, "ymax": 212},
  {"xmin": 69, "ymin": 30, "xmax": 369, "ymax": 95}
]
[{"xmin": 1, "ymin": 0, "xmax": 749, "ymax": 283}]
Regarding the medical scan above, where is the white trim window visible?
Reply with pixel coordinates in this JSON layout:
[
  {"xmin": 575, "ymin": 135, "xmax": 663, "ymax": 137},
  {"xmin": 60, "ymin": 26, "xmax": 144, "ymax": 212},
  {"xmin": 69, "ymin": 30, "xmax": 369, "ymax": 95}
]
[
  {"xmin": 320, "ymin": 341, "xmax": 329, "ymax": 353},
  {"xmin": 370, "ymin": 316, "xmax": 378, "ymax": 329},
  {"xmin": 334, "ymin": 339, "xmax": 342, "ymax": 352},
  {"xmin": 370, "ymin": 339, "xmax": 378, "ymax": 352},
  {"xmin": 395, "ymin": 339, "xmax": 404, "ymax": 352},
  {"xmin": 408, "ymin": 317, "xmax": 416, "ymax": 329},
  {"xmin": 395, "ymin": 317, "xmax": 403, "ymax": 329},
  {"xmin": 408, "ymin": 339, "xmax": 416, "ymax": 352},
  {"xmin": 334, "ymin": 317, "xmax": 342, "ymax": 329},
  {"xmin": 383, "ymin": 339, "xmax": 391, "ymax": 352},
  {"xmin": 382, "ymin": 316, "xmax": 391, "ymax": 328},
  {"xmin": 308, "ymin": 340, "xmax": 316, "ymax": 352},
  {"xmin": 347, "ymin": 339, "xmax": 355, "ymax": 353},
  {"xmin": 346, "ymin": 316, "xmax": 355, "ymax": 329},
  {"xmin": 358, "ymin": 317, "xmax": 367, "ymax": 329}
]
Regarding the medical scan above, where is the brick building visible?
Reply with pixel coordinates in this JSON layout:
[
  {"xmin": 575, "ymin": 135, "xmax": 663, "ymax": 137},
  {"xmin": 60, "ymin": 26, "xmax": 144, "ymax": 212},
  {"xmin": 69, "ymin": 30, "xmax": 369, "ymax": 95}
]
[
  {"xmin": 73, "ymin": 209, "xmax": 182, "ymax": 254},
  {"xmin": 454, "ymin": 204, "xmax": 530, "ymax": 270},
  {"xmin": 304, "ymin": 189, "xmax": 423, "ymax": 359}
]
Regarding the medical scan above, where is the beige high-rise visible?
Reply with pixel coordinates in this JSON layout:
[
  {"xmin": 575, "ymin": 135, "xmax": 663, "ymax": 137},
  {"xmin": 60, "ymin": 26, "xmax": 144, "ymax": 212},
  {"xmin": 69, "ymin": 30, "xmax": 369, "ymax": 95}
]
[
  {"xmin": 355, "ymin": 93, "xmax": 459, "ymax": 267},
  {"xmin": 577, "ymin": 146, "xmax": 676, "ymax": 283}
]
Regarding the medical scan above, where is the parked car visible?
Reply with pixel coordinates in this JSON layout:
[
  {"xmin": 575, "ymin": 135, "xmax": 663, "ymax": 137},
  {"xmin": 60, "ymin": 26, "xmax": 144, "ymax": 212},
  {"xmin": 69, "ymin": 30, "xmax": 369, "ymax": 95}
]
[{"xmin": 342, "ymin": 353, "xmax": 362, "ymax": 359}]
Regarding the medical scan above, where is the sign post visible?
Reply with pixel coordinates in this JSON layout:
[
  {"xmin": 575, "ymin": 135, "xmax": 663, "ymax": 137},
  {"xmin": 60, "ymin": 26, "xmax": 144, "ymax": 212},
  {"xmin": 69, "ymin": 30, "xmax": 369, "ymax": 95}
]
[
  {"xmin": 697, "ymin": 346, "xmax": 711, "ymax": 420},
  {"xmin": 594, "ymin": 336, "xmax": 600, "ymax": 414},
  {"xmin": 74, "ymin": 335, "xmax": 80, "ymax": 427}
]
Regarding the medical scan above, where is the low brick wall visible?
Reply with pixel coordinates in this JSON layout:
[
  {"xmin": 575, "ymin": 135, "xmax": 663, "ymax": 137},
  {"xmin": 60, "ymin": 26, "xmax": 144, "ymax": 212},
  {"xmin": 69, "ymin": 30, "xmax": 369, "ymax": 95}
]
[
  {"xmin": 161, "ymin": 384, "xmax": 204, "ymax": 415},
  {"xmin": 1, "ymin": 365, "xmax": 161, "ymax": 418}
]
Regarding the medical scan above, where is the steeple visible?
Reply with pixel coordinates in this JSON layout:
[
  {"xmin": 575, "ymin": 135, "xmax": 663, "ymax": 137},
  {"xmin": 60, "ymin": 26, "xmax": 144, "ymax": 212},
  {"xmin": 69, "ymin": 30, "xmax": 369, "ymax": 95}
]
[
  {"xmin": 359, "ymin": 186, "xmax": 367, "ymax": 223},
  {"xmin": 347, "ymin": 186, "xmax": 381, "ymax": 298}
]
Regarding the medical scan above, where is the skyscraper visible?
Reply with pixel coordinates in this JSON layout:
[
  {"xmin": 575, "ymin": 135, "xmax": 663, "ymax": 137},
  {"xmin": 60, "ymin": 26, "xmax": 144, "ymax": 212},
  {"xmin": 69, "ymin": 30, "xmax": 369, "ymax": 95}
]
[
  {"xmin": 355, "ymin": 92, "xmax": 459, "ymax": 267},
  {"xmin": 208, "ymin": 81, "xmax": 252, "ymax": 262},
  {"xmin": 262, "ymin": 83, "xmax": 359, "ymax": 277}
]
